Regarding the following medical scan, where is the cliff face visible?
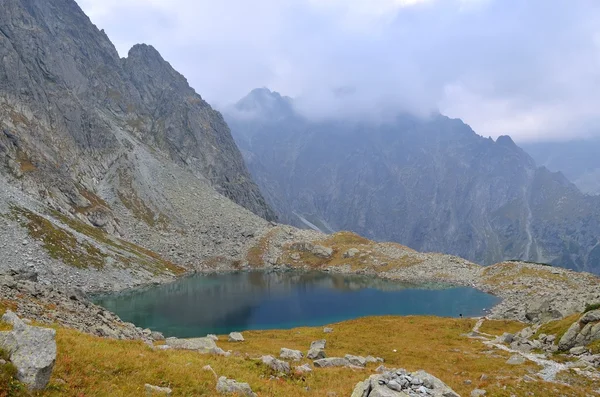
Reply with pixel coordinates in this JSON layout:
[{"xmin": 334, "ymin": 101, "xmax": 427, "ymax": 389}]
[
  {"xmin": 0, "ymin": 0, "xmax": 275, "ymax": 223},
  {"xmin": 0, "ymin": 0, "xmax": 277, "ymax": 291},
  {"xmin": 227, "ymin": 89, "xmax": 600, "ymax": 273}
]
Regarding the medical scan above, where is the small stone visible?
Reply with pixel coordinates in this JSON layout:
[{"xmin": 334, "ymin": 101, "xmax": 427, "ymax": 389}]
[
  {"xmin": 310, "ymin": 339, "xmax": 326, "ymax": 349},
  {"xmin": 411, "ymin": 377, "xmax": 423, "ymax": 386},
  {"xmin": 295, "ymin": 364, "xmax": 312, "ymax": 374},
  {"xmin": 145, "ymin": 384, "xmax": 172, "ymax": 395},
  {"xmin": 313, "ymin": 357, "xmax": 351, "ymax": 368},
  {"xmin": 324, "ymin": 327, "xmax": 334, "ymax": 333},
  {"xmin": 480, "ymin": 374, "xmax": 488, "ymax": 381},
  {"xmin": 471, "ymin": 389, "xmax": 487, "ymax": 397},
  {"xmin": 464, "ymin": 379, "xmax": 472, "ymax": 385},
  {"xmin": 569, "ymin": 346, "xmax": 588, "ymax": 355},
  {"xmin": 506, "ymin": 355, "xmax": 526, "ymax": 365},
  {"xmin": 228, "ymin": 332, "xmax": 244, "ymax": 342}
]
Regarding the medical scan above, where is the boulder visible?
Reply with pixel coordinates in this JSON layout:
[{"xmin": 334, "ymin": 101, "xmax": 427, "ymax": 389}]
[
  {"xmin": 0, "ymin": 311, "xmax": 56, "ymax": 390},
  {"xmin": 351, "ymin": 379, "xmax": 371, "ymax": 397},
  {"xmin": 524, "ymin": 299, "xmax": 562, "ymax": 323},
  {"xmin": 311, "ymin": 339, "xmax": 326, "ymax": 349},
  {"xmin": 228, "ymin": 332, "xmax": 245, "ymax": 342},
  {"xmin": 345, "ymin": 354, "xmax": 367, "ymax": 367},
  {"xmin": 312, "ymin": 245, "xmax": 333, "ymax": 258},
  {"xmin": 369, "ymin": 385, "xmax": 408, "ymax": 397},
  {"xmin": 313, "ymin": 357, "xmax": 351, "ymax": 368},
  {"xmin": 261, "ymin": 355, "xmax": 291, "ymax": 373},
  {"xmin": 145, "ymin": 384, "xmax": 172, "ymax": 396},
  {"xmin": 494, "ymin": 333, "xmax": 514, "ymax": 344},
  {"xmin": 558, "ymin": 309, "xmax": 600, "ymax": 351},
  {"xmin": 307, "ymin": 348, "xmax": 326, "ymax": 360},
  {"xmin": 207, "ymin": 334, "xmax": 219, "ymax": 341},
  {"xmin": 352, "ymin": 369, "xmax": 458, "ymax": 397},
  {"xmin": 280, "ymin": 348, "xmax": 303, "ymax": 361},
  {"xmin": 216, "ymin": 376, "xmax": 257, "ymax": 396},
  {"xmin": 569, "ymin": 346, "xmax": 588, "ymax": 355}
]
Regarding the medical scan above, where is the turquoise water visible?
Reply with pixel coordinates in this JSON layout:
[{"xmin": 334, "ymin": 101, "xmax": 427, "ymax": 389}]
[{"xmin": 94, "ymin": 271, "xmax": 499, "ymax": 338}]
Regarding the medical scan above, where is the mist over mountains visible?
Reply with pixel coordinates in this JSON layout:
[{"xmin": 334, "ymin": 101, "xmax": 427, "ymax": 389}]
[
  {"xmin": 522, "ymin": 139, "xmax": 600, "ymax": 196},
  {"xmin": 226, "ymin": 88, "xmax": 600, "ymax": 274}
]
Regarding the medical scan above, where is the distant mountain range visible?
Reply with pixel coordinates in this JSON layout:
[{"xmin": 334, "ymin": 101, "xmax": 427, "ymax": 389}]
[
  {"xmin": 226, "ymin": 88, "xmax": 600, "ymax": 274},
  {"xmin": 522, "ymin": 139, "xmax": 600, "ymax": 196}
]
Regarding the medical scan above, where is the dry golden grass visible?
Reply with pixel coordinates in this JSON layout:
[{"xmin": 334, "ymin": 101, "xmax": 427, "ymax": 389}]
[
  {"xmin": 535, "ymin": 314, "xmax": 581, "ymax": 341},
  {"xmin": 478, "ymin": 320, "xmax": 526, "ymax": 336},
  {"xmin": 482, "ymin": 263, "xmax": 572, "ymax": 288},
  {"xmin": 246, "ymin": 229, "xmax": 279, "ymax": 267},
  {"xmin": 0, "ymin": 316, "xmax": 590, "ymax": 396},
  {"xmin": 277, "ymin": 232, "xmax": 423, "ymax": 273}
]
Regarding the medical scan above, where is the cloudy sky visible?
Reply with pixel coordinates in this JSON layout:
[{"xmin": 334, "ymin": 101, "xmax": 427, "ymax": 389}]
[{"xmin": 77, "ymin": 0, "xmax": 600, "ymax": 142}]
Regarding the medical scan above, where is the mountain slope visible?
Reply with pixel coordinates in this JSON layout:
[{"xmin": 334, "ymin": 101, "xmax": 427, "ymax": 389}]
[
  {"xmin": 522, "ymin": 138, "xmax": 600, "ymax": 195},
  {"xmin": 0, "ymin": 0, "xmax": 277, "ymax": 291},
  {"xmin": 226, "ymin": 88, "xmax": 600, "ymax": 273}
]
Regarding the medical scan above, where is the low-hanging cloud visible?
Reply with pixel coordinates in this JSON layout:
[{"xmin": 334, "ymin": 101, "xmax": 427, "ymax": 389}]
[{"xmin": 77, "ymin": 0, "xmax": 600, "ymax": 142}]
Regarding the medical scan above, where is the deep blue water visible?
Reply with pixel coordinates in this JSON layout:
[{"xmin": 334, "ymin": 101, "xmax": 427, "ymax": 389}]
[{"xmin": 93, "ymin": 271, "xmax": 499, "ymax": 338}]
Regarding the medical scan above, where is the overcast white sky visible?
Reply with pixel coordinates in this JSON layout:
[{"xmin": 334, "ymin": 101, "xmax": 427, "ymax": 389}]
[{"xmin": 77, "ymin": 0, "xmax": 600, "ymax": 142}]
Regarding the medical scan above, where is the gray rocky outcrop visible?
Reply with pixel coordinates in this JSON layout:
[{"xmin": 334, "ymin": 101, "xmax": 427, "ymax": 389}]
[
  {"xmin": 524, "ymin": 299, "xmax": 563, "ymax": 323},
  {"xmin": 558, "ymin": 310, "xmax": 600, "ymax": 351},
  {"xmin": 351, "ymin": 368, "xmax": 459, "ymax": 397},
  {"xmin": 0, "ymin": 310, "xmax": 56, "ymax": 390},
  {"xmin": 216, "ymin": 376, "xmax": 257, "ymax": 396}
]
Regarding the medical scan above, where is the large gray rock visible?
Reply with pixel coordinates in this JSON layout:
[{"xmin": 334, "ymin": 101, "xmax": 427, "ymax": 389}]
[
  {"xmin": 280, "ymin": 348, "xmax": 303, "ymax": 361},
  {"xmin": 261, "ymin": 355, "xmax": 291, "ymax": 374},
  {"xmin": 345, "ymin": 354, "xmax": 367, "ymax": 367},
  {"xmin": 351, "ymin": 369, "xmax": 457, "ymax": 397},
  {"xmin": 0, "ymin": 311, "xmax": 56, "ymax": 390},
  {"xmin": 369, "ymin": 386, "xmax": 409, "ymax": 397},
  {"xmin": 307, "ymin": 347, "xmax": 326, "ymax": 359},
  {"xmin": 310, "ymin": 339, "xmax": 327, "ymax": 349},
  {"xmin": 558, "ymin": 309, "xmax": 600, "ymax": 351},
  {"xmin": 216, "ymin": 376, "xmax": 257, "ymax": 396},
  {"xmin": 313, "ymin": 357, "xmax": 351, "ymax": 368},
  {"xmin": 228, "ymin": 332, "xmax": 245, "ymax": 342}
]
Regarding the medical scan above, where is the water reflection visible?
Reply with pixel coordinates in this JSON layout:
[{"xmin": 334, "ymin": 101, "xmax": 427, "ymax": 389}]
[{"xmin": 93, "ymin": 272, "xmax": 498, "ymax": 338}]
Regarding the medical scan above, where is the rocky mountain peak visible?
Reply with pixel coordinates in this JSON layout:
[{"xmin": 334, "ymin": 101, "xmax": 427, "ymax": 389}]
[{"xmin": 235, "ymin": 87, "xmax": 294, "ymax": 118}]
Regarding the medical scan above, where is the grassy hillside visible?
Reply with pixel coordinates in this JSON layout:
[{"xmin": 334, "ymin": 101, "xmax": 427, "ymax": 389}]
[{"xmin": 1, "ymin": 309, "xmax": 597, "ymax": 396}]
